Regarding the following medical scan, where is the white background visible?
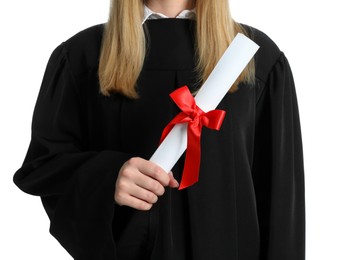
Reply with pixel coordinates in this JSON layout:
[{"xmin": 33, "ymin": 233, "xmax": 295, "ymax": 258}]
[{"xmin": 0, "ymin": 0, "xmax": 337, "ymax": 259}]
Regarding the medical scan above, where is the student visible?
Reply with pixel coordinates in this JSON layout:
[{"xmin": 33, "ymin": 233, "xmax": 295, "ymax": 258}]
[{"xmin": 13, "ymin": 0, "xmax": 306, "ymax": 259}]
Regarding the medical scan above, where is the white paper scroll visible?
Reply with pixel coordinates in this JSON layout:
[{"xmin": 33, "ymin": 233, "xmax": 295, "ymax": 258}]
[{"xmin": 150, "ymin": 33, "xmax": 259, "ymax": 173}]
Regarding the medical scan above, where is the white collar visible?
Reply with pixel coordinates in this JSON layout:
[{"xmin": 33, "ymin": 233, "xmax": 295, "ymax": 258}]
[{"xmin": 142, "ymin": 5, "xmax": 196, "ymax": 24}]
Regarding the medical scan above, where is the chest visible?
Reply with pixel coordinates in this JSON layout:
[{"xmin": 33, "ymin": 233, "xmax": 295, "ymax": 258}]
[{"xmin": 84, "ymin": 70, "xmax": 257, "ymax": 161}]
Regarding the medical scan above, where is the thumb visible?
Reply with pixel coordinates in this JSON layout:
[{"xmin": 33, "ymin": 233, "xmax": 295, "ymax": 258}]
[{"xmin": 168, "ymin": 172, "xmax": 179, "ymax": 188}]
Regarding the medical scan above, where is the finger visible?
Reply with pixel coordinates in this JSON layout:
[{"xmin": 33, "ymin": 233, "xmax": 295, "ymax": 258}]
[
  {"xmin": 168, "ymin": 172, "xmax": 179, "ymax": 188},
  {"xmin": 115, "ymin": 181, "xmax": 155, "ymax": 210},
  {"xmin": 115, "ymin": 175, "xmax": 159, "ymax": 204},
  {"xmin": 130, "ymin": 184, "xmax": 159, "ymax": 204},
  {"xmin": 127, "ymin": 157, "xmax": 170, "ymax": 187},
  {"xmin": 115, "ymin": 192, "xmax": 153, "ymax": 211},
  {"xmin": 134, "ymin": 173, "xmax": 165, "ymax": 196}
]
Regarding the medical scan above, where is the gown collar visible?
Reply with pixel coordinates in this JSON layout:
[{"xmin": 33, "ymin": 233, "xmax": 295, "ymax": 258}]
[{"xmin": 142, "ymin": 5, "xmax": 196, "ymax": 24}]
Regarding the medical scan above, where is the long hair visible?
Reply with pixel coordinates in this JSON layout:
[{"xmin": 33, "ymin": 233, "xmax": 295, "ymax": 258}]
[{"xmin": 99, "ymin": 0, "xmax": 255, "ymax": 98}]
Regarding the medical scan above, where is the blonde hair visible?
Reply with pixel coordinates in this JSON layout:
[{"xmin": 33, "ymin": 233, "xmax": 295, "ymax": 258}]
[{"xmin": 99, "ymin": 0, "xmax": 255, "ymax": 98}]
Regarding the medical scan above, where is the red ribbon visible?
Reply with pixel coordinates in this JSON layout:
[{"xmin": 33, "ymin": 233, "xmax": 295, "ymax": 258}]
[{"xmin": 160, "ymin": 86, "xmax": 226, "ymax": 190}]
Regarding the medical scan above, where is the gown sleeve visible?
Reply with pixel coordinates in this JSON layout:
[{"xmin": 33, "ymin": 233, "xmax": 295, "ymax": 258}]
[
  {"xmin": 13, "ymin": 43, "xmax": 132, "ymax": 260},
  {"xmin": 252, "ymin": 53, "xmax": 306, "ymax": 260}
]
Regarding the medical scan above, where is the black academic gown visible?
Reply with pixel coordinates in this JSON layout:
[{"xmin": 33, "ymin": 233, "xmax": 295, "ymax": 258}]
[{"xmin": 13, "ymin": 19, "xmax": 305, "ymax": 260}]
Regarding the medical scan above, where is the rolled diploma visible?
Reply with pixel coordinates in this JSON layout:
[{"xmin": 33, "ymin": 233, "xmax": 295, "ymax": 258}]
[{"xmin": 150, "ymin": 33, "xmax": 259, "ymax": 173}]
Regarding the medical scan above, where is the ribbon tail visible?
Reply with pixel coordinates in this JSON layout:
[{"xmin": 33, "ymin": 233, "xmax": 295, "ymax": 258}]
[{"xmin": 178, "ymin": 123, "xmax": 202, "ymax": 190}]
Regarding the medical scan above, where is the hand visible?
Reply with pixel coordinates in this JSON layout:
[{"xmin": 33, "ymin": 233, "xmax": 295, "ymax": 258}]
[{"xmin": 114, "ymin": 157, "xmax": 179, "ymax": 210}]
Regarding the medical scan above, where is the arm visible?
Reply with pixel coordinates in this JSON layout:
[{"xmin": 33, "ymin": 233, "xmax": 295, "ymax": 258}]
[
  {"xmin": 14, "ymin": 44, "xmax": 131, "ymax": 259},
  {"xmin": 252, "ymin": 53, "xmax": 306, "ymax": 260}
]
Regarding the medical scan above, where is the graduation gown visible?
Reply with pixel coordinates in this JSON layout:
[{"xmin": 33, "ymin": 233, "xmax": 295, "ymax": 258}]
[{"xmin": 13, "ymin": 19, "xmax": 305, "ymax": 260}]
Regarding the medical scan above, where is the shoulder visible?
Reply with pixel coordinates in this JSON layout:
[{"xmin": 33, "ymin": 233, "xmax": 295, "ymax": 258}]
[
  {"xmin": 60, "ymin": 23, "xmax": 105, "ymax": 75},
  {"xmin": 241, "ymin": 24, "xmax": 283, "ymax": 83}
]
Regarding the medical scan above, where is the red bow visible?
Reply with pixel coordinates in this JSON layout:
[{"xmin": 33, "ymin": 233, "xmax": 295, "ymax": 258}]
[{"xmin": 160, "ymin": 86, "xmax": 226, "ymax": 189}]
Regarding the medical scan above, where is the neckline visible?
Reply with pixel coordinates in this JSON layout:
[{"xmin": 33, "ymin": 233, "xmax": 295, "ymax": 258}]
[{"xmin": 143, "ymin": 5, "xmax": 196, "ymax": 24}]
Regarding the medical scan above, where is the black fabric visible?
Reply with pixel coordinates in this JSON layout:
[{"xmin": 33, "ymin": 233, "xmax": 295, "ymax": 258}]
[{"xmin": 13, "ymin": 19, "xmax": 305, "ymax": 260}]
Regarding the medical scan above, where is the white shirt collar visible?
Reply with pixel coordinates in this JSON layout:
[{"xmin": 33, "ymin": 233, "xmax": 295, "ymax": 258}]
[{"xmin": 142, "ymin": 5, "xmax": 196, "ymax": 24}]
